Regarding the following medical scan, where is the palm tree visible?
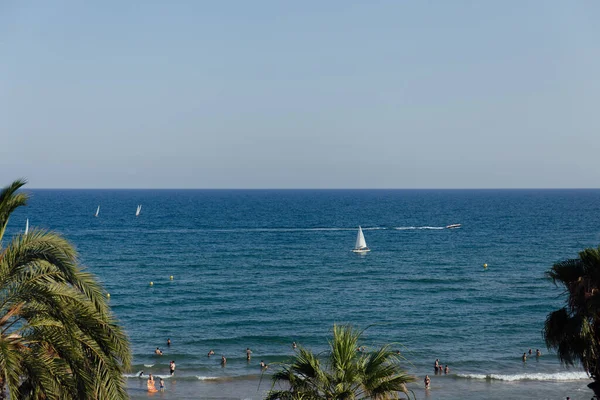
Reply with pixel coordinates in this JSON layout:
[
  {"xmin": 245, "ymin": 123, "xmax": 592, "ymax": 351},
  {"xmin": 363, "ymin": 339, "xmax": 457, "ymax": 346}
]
[
  {"xmin": 0, "ymin": 179, "xmax": 131, "ymax": 399},
  {"xmin": 544, "ymin": 246, "xmax": 600, "ymax": 397},
  {"xmin": 266, "ymin": 324, "xmax": 415, "ymax": 400}
]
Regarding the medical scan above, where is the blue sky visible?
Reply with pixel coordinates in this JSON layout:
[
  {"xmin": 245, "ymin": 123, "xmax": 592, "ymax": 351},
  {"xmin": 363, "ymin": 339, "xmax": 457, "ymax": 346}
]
[{"xmin": 1, "ymin": 1, "xmax": 599, "ymax": 188}]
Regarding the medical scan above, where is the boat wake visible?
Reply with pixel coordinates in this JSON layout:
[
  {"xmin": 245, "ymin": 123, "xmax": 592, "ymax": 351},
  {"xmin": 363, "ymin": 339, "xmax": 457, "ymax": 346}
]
[
  {"xmin": 394, "ymin": 226, "xmax": 445, "ymax": 230},
  {"xmin": 456, "ymin": 371, "xmax": 589, "ymax": 382}
]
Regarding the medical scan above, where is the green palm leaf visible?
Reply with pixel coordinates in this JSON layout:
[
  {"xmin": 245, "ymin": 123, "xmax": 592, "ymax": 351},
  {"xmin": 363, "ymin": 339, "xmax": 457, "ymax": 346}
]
[
  {"xmin": 545, "ymin": 246, "xmax": 600, "ymax": 397},
  {"xmin": 0, "ymin": 179, "xmax": 131, "ymax": 399},
  {"xmin": 267, "ymin": 324, "xmax": 415, "ymax": 400}
]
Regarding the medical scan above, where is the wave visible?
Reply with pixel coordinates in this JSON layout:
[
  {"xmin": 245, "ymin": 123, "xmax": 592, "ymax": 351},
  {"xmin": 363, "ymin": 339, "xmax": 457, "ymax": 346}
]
[
  {"xmin": 197, "ymin": 376, "xmax": 220, "ymax": 381},
  {"xmin": 125, "ymin": 372, "xmax": 176, "ymax": 380},
  {"xmin": 125, "ymin": 372, "xmax": 264, "ymax": 382},
  {"xmin": 456, "ymin": 371, "xmax": 589, "ymax": 382},
  {"xmin": 394, "ymin": 226, "xmax": 445, "ymax": 230}
]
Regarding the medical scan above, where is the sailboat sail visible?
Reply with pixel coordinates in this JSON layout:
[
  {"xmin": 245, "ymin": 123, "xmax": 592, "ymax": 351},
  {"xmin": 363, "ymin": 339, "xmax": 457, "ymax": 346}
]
[
  {"xmin": 355, "ymin": 226, "xmax": 367, "ymax": 249},
  {"xmin": 136, "ymin": 205, "xmax": 141, "ymax": 216},
  {"xmin": 25, "ymin": 219, "xmax": 29, "ymax": 235},
  {"xmin": 95, "ymin": 206, "xmax": 100, "ymax": 217}
]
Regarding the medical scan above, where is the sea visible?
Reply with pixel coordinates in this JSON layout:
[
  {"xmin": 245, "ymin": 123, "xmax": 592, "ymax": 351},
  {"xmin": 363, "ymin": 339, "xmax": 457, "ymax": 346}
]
[{"xmin": 6, "ymin": 189, "xmax": 600, "ymax": 400}]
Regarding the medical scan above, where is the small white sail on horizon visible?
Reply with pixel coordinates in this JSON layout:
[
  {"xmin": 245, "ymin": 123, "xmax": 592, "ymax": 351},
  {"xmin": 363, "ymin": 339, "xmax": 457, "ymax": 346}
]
[
  {"xmin": 95, "ymin": 206, "xmax": 100, "ymax": 217},
  {"xmin": 136, "ymin": 205, "xmax": 142, "ymax": 216},
  {"xmin": 352, "ymin": 226, "xmax": 370, "ymax": 253},
  {"xmin": 25, "ymin": 219, "xmax": 29, "ymax": 235}
]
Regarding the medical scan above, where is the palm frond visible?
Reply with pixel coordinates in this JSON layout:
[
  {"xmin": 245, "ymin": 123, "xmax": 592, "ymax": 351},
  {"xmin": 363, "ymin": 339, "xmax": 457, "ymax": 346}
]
[
  {"xmin": 0, "ymin": 179, "xmax": 28, "ymax": 242},
  {"xmin": 0, "ymin": 179, "xmax": 130, "ymax": 399}
]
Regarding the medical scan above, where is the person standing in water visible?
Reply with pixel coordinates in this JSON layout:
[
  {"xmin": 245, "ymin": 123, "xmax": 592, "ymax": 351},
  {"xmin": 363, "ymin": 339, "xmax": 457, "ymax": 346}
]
[
  {"xmin": 167, "ymin": 338, "xmax": 171, "ymax": 347},
  {"xmin": 522, "ymin": 353, "xmax": 527, "ymax": 362},
  {"xmin": 221, "ymin": 355, "xmax": 227, "ymax": 366},
  {"xmin": 424, "ymin": 375, "xmax": 431, "ymax": 389},
  {"xmin": 147, "ymin": 374, "xmax": 157, "ymax": 393},
  {"xmin": 169, "ymin": 360, "xmax": 176, "ymax": 375},
  {"xmin": 159, "ymin": 378, "xmax": 165, "ymax": 392},
  {"xmin": 246, "ymin": 347, "xmax": 252, "ymax": 361}
]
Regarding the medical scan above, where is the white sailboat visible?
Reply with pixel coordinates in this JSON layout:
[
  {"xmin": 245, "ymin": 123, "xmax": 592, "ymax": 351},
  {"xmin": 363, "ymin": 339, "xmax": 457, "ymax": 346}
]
[
  {"xmin": 24, "ymin": 219, "xmax": 29, "ymax": 235},
  {"xmin": 136, "ymin": 205, "xmax": 142, "ymax": 216},
  {"xmin": 95, "ymin": 206, "xmax": 100, "ymax": 217},
  {"xmin": 352, "ymin": 226, "xmax": 370, "ymax": 253}
]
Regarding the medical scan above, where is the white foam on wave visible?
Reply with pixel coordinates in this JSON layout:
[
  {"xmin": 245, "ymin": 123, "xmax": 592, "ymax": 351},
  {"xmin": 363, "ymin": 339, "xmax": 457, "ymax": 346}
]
[
  {"xmin": 143, "ymin": 364, "xmax": 154, "ymax": 367},
  {"xmin": 124, "ymin": 372, "xmax": 145, "ymax": 378},
  {"xmin": 196, "ymin": 376, "xmax": 219, "ymax": 381},
  {"xmin": 458, "ymin": 371, "xmax": 589, "ymax": 382},
  {"xmin": 124, "ymin": 371, "xmax": 174, "ymax": 379}
]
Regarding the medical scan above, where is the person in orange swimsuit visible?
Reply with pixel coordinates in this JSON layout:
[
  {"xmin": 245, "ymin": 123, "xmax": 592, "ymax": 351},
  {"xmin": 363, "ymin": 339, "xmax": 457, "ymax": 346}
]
[{"xmin": 147, "ymin": 374, "xmax": 158, "ymax": 392}]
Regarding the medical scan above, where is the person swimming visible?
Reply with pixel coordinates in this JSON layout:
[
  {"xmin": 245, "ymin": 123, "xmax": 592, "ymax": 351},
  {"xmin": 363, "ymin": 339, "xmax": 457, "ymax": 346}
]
[
  {"xmin": 208, "ymin": 349, "xmax": 215, "ymax": 357},
  {"xmin": 155, "ymin": 347, "xmax": 163, "ymax": 356},
  {"xmin": 260, "ymin": 360, "xmax": 268, "ymax": 369}
]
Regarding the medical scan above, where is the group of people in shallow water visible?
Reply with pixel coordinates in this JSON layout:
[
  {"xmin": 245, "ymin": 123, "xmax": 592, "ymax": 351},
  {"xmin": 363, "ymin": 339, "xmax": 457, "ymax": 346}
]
[
  {"xmin": 144, "ymin": 340, "xmax": 296, "ymax": 392},
  {"xmin": 425, "ymin": 348, "xmax": 544, "ymax": 389},
  {"xmin": 522, "ymin": 348, "xmax": 542, "ymax": 361},
  {"xmin": 205, "ymin": 347, "xmax": 268, "ymax": 369},
  {"xmin": 144, "ymin": 374, "xmax": 164, "ymax": 393},
  {"xmin": 424, "ymin": 359, "xmax": 450, "ymax": 388},
  {"xmin": 141, "ymin": 339, "xmax": 176, "ymax": 392}
]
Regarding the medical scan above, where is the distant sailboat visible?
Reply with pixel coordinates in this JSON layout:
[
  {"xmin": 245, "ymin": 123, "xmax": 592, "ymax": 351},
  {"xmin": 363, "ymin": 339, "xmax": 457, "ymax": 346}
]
[
  {"xmin": 136, "ymin": 205, "xmax": 142, "ymax": 217},
  {"xmin": 352, "ymin": 226, "xmax": 370, "ymax": 253},
  {"xmin": 24, "ymin": 219, "xmax": 29, "ymax": 235},
  {"xmin": 95, "ymin": 206, "xmax": 100, "ymax": 217}
]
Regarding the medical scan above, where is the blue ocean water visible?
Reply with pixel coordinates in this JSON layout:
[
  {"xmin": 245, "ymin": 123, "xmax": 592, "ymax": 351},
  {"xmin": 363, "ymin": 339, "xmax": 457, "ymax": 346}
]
[{"xmin": 6, "ymin": 189, "xmax": 600, "ymax": 399}]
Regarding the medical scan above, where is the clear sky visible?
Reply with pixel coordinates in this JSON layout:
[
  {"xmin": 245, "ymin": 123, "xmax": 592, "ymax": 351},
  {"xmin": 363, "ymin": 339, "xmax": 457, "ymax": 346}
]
[{"xmin": 1, "ymin": 1, "xmax": 599, "ymax": 188}]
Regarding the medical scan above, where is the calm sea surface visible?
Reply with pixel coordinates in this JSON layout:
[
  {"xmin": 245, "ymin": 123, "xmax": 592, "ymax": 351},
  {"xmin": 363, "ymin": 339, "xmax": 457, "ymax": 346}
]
[{"xmin": 7, "ymin": 189, "xmax": 600, "ymax": 399}]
